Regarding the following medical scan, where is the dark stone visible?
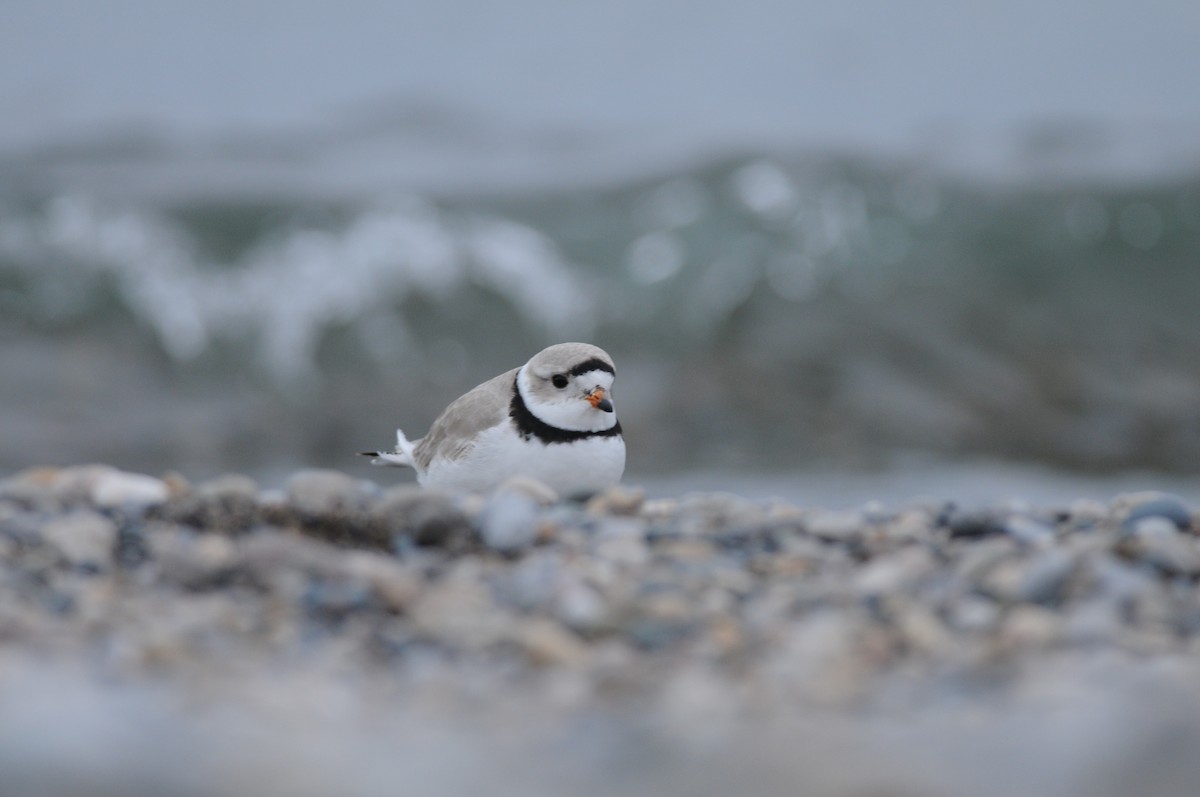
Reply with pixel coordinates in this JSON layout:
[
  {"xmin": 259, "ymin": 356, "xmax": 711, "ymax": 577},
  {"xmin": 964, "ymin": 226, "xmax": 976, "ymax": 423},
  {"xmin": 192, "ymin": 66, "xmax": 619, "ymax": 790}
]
[
  {"xmin": 152, "ymin": 474, "xmax": 261, "ymax": 535},
  {"xmin": 115, "ymin": 519, "xmax": 150, "ymax": 569},
  {"xmin": 712, "ymin": 524, "xmax": 782, "ymax": 554},
  {"xmin": 373, "ymin": 486, "xmax": 476, "ymax": 551},
  {"xmin": 944, "ymin": 510, "xmax": 1008, "ymax": 539},
  {"xmin": 625, "ymin": 618, "xmax": 697, "ymax": 651}
]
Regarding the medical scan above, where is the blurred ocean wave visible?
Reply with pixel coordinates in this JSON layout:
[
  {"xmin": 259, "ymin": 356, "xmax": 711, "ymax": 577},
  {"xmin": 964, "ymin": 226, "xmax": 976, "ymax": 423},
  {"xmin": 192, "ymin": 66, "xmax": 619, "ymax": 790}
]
[
  {"xmin": 2, "ymin": 141, "xmax": 1199, "ymax": 479},
  {"xmin": 0, "ymin": 194, "xmax": 589, "ymax": 382}
]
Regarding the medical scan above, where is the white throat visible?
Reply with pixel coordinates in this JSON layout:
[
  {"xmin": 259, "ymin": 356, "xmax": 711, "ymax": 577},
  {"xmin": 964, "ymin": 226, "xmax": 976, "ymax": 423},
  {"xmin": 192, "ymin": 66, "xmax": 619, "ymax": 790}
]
[{"xmin": 517, "ymin": 366, "xmax": 618, "ymax": 433}]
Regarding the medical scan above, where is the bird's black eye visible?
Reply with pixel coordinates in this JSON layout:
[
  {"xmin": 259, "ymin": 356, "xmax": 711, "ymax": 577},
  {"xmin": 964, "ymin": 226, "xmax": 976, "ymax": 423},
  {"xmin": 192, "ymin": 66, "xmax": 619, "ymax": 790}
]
[{"xmin": 551, "ymin": 374, "xmax": 569, "ymax": 389}]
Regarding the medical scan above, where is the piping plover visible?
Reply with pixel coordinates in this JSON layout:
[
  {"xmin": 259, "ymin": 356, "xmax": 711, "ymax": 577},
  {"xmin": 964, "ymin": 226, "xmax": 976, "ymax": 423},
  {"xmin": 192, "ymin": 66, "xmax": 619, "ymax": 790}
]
[{"xmin": 360, "ymin": 342, "xmax": 625, "ymax": 495}]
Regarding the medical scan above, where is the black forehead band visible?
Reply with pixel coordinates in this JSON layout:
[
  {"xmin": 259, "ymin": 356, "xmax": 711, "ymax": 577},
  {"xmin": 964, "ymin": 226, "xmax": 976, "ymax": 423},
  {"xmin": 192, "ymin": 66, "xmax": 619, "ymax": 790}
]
[{"xmin": 565, "ymin": 358, "xmax": 615, "ymax": 378}]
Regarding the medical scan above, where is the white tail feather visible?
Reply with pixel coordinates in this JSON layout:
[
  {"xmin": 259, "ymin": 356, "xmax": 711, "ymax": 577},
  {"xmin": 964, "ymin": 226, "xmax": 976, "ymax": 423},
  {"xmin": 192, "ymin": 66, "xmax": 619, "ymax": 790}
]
[{"xmin": 364, "ymin": 428, "xmax": 417, "ymax": 468}]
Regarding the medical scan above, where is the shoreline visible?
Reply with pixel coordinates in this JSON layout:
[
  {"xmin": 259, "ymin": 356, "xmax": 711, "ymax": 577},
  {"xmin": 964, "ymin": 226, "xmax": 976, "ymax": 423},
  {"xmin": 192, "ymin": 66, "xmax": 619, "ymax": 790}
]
[{"xmin": 3, "ymin": 464, "xmax": 1200, "ymax": 795}]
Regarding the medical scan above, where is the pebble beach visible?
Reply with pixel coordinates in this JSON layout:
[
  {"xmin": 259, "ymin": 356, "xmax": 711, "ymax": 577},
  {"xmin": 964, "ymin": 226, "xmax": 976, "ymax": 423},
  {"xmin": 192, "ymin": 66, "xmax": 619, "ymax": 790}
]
[{"xmin": 4, "ymin": 464, "xmax": 1200, "ymax": 797}]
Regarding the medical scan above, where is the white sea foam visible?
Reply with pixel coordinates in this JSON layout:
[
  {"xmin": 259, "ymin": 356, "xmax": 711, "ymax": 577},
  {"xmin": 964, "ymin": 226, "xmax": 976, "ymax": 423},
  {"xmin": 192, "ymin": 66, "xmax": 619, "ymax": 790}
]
[{"xmin": 1, "ymin": 196, "xmax": 593, "ymax": 384}]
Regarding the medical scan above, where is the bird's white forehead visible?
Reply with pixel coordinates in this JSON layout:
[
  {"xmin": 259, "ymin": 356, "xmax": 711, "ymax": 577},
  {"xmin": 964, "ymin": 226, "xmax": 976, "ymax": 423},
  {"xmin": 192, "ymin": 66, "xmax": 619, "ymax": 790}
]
[{"xmin": 573, "ymin": 369, "xmax": 614, "ymax": 387}]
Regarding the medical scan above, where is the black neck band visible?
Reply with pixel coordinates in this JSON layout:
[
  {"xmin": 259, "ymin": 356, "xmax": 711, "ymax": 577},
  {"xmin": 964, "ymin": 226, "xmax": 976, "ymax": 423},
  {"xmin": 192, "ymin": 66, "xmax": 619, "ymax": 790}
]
[{"xmin": 509, "ymin": 376, "xmax": 622, "ymax": 445}]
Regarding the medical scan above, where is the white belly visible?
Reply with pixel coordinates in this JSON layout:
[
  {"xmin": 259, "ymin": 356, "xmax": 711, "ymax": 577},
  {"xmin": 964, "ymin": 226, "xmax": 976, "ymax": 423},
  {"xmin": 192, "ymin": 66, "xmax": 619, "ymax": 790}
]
[{"xmin": 419, "ymin": 424, "xmax": 625, "ymax": 495}]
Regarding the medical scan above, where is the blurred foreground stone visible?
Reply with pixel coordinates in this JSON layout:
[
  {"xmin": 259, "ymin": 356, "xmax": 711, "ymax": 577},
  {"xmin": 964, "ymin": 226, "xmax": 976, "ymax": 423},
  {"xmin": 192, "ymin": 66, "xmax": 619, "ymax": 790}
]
[{"xmin": 2, "ymin": 465, "xmax": 1200, "ymax": 797}]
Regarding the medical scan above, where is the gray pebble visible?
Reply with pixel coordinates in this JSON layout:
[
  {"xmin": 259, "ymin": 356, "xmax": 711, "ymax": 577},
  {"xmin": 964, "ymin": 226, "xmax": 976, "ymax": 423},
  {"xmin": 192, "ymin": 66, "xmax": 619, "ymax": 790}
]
[
  {"xmin": 591, "ymin": 518, "xmax": 649, "ymax": 566},
  {"xmin": 198, "ymin": 474, "xmax": 258, "ymax": 500},
  {"xmin": 804, "ymin": 509, "xmax": 866, "ymax": 543},
  {"xmin": 854, "ymin": 547, "xmax": 936, "ymax": 596},
  {"xmin": 947, "ymin": 595, "xmax": 1001, "ymax": 632},
  {"xmin": 89, "ymin": 469, "xmax": 170, "ymax": 510},
  {"xmin": 954, "ymin": 537, "xmax": 1019, "ymax": 586},
  {"xmin": 500, "ymin": 551, "xmax": 564, "ymax": 608},
  {"xmin": 1091, "ymin": 556, "xmax": 1160, "ymax": 605},
  {"xmin": 373, "ymin": 486, "xmax": 473, "ymax": 548},
  {"xmin": 1129, "ymin": 515, "xmax": 1182, "ymax": 539},
  {"xmin": 0, "ymin": 469, "xmax": 55, "ymax": 508},
  {"xmin": 676, "ymin": 493, "xmax": 765, "ymax": 537},
  {"xmin": 1123, "ymin": 519, "xmax": 1200, "ymax": 576},
  {"xmin": 586, "ymin": 485, "xmax": 646, "ymax": 516},
  {"xmin": 1004, "ymin": 515, "xmax": 1056, "ymax": 546},
  {"xmin": 480, "ymin": 489, "xmax": 542, "ymax": 554},
  {"xmin": 1122, "ymin": 495, "xmax": 1193, "ymax": 532},
  {"xmin": 40, "ymin": 511, "xmax": 117, "ymax": 570},
  {"xmin": 148, "ymin": 525, "xmax": 239, "ymax": 589},
  {"xmin": 1016, "ymin": 549, "xmax": 1077, "ymax": 606},
  {"xmin": 556, "ymin": 578, "xmax": 611, "ymax": 633},
  {"xmin": 0, "ymin": 508, "xmax": 47, "ymax": 547},
  {"xmin": 1062, "ymin": 599, "xmax": 1122, "ymax": 645},
  {"xmin": 286, "ymin": 470, "xmax": 371, "ymax": 517}
]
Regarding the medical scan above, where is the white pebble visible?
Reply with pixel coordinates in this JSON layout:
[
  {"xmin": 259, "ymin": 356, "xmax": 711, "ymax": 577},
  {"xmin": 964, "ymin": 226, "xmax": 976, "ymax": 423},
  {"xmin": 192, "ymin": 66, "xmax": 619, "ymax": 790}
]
[{"xmin": 90, "ymin": 470, "xmax": 168, "ymax": 509}]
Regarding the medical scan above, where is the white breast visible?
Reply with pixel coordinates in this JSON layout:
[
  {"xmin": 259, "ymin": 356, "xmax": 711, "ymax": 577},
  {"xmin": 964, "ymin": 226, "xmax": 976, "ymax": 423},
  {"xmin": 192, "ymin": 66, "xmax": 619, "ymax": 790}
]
[{"xmin": 419, "ymin": 424, "xmax": 625, "ymax": 495}]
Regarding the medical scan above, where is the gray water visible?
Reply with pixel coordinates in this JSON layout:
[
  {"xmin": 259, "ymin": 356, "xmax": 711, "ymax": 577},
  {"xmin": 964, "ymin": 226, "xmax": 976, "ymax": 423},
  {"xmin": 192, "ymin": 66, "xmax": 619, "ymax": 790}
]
[{"xmin": 2, "ymin": 0, "xmax": 1200, "ymax": 487}]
